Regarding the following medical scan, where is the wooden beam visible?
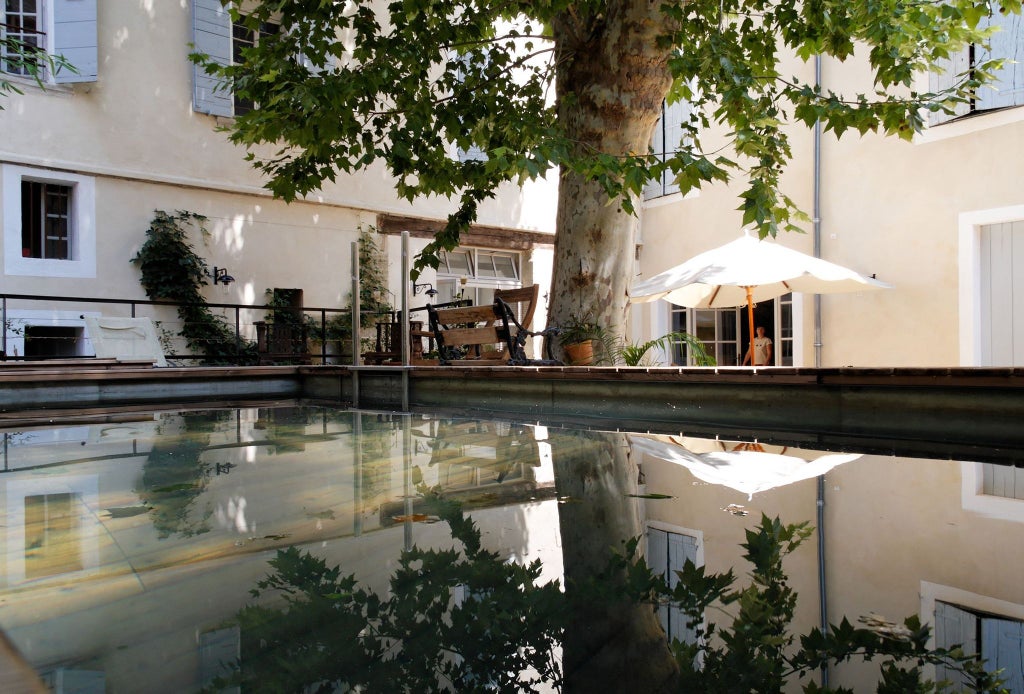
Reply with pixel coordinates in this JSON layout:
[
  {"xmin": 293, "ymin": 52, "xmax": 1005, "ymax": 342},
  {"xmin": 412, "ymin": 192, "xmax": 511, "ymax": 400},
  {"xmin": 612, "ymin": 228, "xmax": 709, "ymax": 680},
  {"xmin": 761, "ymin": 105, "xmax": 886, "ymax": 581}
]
[{"xmin": 376, "ymin": 214, "xmax": 554, "ymax": 250}]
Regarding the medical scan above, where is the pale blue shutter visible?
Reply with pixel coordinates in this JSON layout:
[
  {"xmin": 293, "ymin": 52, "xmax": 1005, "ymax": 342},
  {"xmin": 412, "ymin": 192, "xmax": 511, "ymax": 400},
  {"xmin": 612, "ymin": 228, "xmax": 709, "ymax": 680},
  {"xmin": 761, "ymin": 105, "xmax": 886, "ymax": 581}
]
[
  {"xmin": 982, "ymin": 617, "xmax": 1024, "ymax": 692},
  {"xmin": 976, "ymin": 4, "xmax": 1024, "ymax": 111},
  {"xmin": 661, "ymin": 99, "xmax": 691, "ymax": 197},
  {"xmin": 934, "ymin": 601, "xmax": 978, "ymax": 692},
  {"xmin": 929, "ymin": 46, "xmax": 971, "ymax": 125},
  {"xmin": 643, "ymin": 111, "xmax": 666, "ymax": 200},
  {"xmin": 647, "ymin": 527, "xmax": 700, "ymax": 645},
  {"xmin": 52, "ymin": 0, "xmax": 97, "ymax": 84},
  {"xmin": 192, "ymin": 0, "xmax": 233, "ymax": 117},
  {"xmin": 199, "ymin": 626, "xmax": 240, "ymax": 694}
]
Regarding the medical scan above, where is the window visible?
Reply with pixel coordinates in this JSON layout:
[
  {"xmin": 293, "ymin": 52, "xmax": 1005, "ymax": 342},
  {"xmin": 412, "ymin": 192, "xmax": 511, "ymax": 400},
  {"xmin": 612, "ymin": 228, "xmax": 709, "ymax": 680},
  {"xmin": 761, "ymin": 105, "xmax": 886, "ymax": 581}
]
[
  {"xmin": 21, "ymin": 179, "xmax": 71, "ymax": 259},
  {"xmin": 192, "ymin": 0, "xmax": 315, "ymax": 118},
  {"xmin": 669, "ymin": 294, "xmax": 793, "ymax": 366},
  {"xmin": 231, "ymin": 16, "xmax": 279, "ymax": 116},
  {"xmin": 0, "ymin": 0, "xmax": 97, "ymax": 83},
  {"xmin": 930, "ymin": 2, "xmax": 1024, "ymax": 125},
  {"xmin": 934, "ymin": 601, "xmax": 1024, "ymax": 692},
  {"xmin": 3, "ymin": 164, "xmax": 96, "ymax": 278},
  {"xmin": 647, "ymin": 526, "xmax": 702, "ymax": 645},
  {"xmin": 435, "ymin": 248, "xmax": 522, "ymax": 304},
  {"xmin": 644, "ymin": 97, "xmax": 694, "ymax": 201},
  {"xmin": 2, "ymin": 0, "xmax": 40, "ymax": 76}
]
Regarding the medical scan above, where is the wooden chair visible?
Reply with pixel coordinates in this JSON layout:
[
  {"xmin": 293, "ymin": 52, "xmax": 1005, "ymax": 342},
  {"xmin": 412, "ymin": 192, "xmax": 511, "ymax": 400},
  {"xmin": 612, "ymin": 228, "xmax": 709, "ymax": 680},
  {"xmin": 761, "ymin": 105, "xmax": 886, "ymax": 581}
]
[
  {"xmin": 427, "ymin": 298, "xmax": 560, "ymax": 366},
  {"xmin": 254, "ymin": 321, "xmax": 311, "ymax": 365}
]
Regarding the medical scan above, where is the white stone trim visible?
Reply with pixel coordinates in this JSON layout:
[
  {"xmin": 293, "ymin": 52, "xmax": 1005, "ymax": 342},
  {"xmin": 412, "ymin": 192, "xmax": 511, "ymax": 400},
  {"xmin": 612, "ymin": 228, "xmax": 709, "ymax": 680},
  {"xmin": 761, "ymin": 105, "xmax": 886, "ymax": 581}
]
[
  {"xmin": 3, "ymin": 164, "xmax": 96, "ymax": 278},
  {"xmin": 958, "ymin": 204, "xmax": 1024, "ymax": 366}
]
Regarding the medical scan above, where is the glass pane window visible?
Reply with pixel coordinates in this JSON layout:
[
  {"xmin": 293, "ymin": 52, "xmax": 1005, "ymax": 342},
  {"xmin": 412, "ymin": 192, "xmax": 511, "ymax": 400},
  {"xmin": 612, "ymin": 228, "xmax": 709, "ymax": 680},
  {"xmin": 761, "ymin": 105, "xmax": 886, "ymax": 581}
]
[
  {"xmin": 21, "ymin": 180, "xmax": 72, "ymax": 260},
  {"xmin": 3, "ymin": 0, "xmax": 43, "ymax": 76},
  {"xmin": 440, "ymin": 250, "xmax": 472, "ymax": 276},
  {"xmin": 232, "ymin": 17, "xmax": 280, "ymax": 115}
]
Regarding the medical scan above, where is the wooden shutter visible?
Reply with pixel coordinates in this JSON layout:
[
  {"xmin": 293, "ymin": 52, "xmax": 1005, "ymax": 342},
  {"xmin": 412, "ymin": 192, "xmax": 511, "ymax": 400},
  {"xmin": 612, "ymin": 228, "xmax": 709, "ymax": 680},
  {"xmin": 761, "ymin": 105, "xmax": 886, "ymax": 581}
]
[
  {"xmin": 934, "ymin": 601, "xmax": 978, "ymax": 692},
  {"xmin": 661, "ymin": 99, "xmax": 691, "ymax": 196},
  {"xmin": 643, "ymin": 106, "xmax": 666, "ymax": 200},
  {"xmin": 199, "ymin": 626, "xmax": 240, "ymax": 694},
  {"xmin": 647, "ymin": 527, "xmax": 700, "ymax": 645},
  {"xmin": 192, "ymin": 0, "xmax": 233, "ymax": 117},
  {"xmin": 981, "ymin": 617, "xmax": 1024, "ymax": 692},
  {"xmin": 929, "ymin": 46, "xmax": 972, "ymax": 125},
  {"xmin": 51, "ymin": 0, "xmax": 97, "ymax": 83},
  {"xmin": 979, "ymin": 221, "xmax": 1024, "ymax": 366},
  {"xmin": 976, "ymin": 4, "xmax": 1024, "ymax": 111}
]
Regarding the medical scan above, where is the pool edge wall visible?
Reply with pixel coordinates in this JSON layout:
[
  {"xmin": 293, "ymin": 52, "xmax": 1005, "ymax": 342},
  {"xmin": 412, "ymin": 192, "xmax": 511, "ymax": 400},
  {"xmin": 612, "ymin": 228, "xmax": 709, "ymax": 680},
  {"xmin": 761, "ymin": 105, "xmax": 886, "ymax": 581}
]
[{"xmin": 2, "ymin": 364, "xmax": 1023, "ymax": 456}]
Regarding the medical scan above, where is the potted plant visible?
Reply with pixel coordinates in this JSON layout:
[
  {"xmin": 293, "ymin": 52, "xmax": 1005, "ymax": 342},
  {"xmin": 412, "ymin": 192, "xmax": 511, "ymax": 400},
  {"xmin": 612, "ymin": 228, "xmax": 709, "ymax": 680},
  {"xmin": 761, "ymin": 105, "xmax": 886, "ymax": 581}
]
[
  {"xmin": 614, "ymin": 331, "xmax": 716, "ymax": 367},
  {"xmin": 558, "ymin": 311, "xmax": 606, "ymax": 365}
]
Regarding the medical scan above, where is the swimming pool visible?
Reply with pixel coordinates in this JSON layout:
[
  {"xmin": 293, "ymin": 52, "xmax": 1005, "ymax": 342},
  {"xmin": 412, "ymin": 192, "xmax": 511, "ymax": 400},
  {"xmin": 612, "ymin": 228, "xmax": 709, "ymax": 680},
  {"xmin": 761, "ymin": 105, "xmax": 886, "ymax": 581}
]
[{"xmin": 0, "ymin": 403, "xmax": 1021, "ymax": 691}]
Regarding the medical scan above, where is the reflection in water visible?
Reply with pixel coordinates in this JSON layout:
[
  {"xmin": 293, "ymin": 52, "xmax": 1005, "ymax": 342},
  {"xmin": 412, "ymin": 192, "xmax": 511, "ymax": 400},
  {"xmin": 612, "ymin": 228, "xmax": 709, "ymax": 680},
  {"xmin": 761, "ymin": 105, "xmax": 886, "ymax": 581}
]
[{"xmin": 0, "ymin": 405, "xmax": 1021, "ymax": 692}]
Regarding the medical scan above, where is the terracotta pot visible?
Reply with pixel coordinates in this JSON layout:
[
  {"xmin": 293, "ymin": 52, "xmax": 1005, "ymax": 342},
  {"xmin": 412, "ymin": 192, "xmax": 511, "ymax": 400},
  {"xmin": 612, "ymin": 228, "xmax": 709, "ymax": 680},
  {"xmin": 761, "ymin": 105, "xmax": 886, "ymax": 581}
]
[{"xmin": 564, "ymin": 340, "xmax": 594, "ymax": 366}]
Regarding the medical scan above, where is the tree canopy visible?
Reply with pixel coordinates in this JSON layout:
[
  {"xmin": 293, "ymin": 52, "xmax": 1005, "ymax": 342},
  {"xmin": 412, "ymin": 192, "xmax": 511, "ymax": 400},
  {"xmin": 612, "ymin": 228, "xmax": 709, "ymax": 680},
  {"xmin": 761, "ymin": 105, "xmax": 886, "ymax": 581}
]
[{"xmin": 198, "ymin": 0, "xmax": 1019, "ymax": 339}]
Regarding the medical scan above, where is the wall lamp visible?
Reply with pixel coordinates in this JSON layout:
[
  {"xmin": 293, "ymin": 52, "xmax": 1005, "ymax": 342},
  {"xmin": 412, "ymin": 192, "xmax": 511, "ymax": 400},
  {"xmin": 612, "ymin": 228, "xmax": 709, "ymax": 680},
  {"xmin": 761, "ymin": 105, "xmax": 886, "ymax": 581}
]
[
  {"xmin": 212, "ymin": 266, "xmax": 236, "ymax": 285},
  {"xmin": 413, "ymin": 282, "xmax": 438, "ymax": 298}
]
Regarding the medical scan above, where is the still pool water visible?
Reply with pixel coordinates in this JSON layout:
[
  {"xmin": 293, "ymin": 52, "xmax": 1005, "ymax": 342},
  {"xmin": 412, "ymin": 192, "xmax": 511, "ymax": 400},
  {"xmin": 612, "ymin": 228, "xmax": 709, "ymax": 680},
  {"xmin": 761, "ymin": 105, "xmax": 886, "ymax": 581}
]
[{"xmin": 0, "ymin": 404, "xmax": 1022, "ymax": 692}]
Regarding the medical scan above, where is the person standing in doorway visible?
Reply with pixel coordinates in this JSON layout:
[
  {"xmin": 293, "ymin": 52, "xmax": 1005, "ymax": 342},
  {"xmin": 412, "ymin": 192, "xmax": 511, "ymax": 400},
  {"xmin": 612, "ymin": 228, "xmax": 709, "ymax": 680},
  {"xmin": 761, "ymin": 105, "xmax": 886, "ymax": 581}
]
[{"xmin": 742, "ymin": 326, "xmax": 773, "ymax": 366}]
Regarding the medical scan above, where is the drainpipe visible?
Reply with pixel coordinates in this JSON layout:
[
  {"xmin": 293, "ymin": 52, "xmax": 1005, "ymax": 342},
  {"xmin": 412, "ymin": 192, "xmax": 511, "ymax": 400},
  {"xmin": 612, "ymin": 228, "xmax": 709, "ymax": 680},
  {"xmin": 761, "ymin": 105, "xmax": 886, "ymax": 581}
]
[{"xmin": 813, "ymin": 53, "xmax": 830, "ymax": 689}]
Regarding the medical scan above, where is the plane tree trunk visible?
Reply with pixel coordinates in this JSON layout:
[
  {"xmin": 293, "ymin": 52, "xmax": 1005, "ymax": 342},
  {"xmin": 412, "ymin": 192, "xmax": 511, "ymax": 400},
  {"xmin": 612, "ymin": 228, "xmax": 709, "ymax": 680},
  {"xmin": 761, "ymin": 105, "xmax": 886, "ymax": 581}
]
[
  {"xmin": 550, "ymin": 430, "xmax": 679, "ymax": 693},
  {"xmin": 549, "ymin": 1, "xmax": 675, "ymax": 352}
]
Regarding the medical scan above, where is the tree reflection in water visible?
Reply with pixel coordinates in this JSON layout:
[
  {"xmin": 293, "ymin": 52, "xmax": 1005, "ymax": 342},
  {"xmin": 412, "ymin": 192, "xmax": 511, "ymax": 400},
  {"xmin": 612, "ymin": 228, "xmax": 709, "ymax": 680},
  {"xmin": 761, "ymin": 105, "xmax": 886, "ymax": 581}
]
[{"xmin": 209, "ymin": 428, "xmax": 1006, "ymax": 693}]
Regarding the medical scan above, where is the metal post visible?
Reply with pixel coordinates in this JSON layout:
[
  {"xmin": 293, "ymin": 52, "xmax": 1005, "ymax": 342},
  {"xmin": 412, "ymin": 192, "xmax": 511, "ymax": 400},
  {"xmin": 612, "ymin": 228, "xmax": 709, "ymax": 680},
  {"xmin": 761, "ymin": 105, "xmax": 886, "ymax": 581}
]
[
  {"xmin": 1, "ymin": 296, "xmax": 6, "ymax": 361},
  {"xmin": 401, "ymin": 231, "xmax": 411, "ymax": 410},
  {"xmin": 235, "ymin": 307, "xmax": 241, "ymax": 362},
  {"xmin": 353, "ymin": 412, "xmax": 363, "ymax": 536},
  {"xmin": 351, "ymin": 240, "xmax": 361, "ymax": 406},
  {"xmin": 402, "ymin": 414, "xmax": 413, "ymax": 551}
]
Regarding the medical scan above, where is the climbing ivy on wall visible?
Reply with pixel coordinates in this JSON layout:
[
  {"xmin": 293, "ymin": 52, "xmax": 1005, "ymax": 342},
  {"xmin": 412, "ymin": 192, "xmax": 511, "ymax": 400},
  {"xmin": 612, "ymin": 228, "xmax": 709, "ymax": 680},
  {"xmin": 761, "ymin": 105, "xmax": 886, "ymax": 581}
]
[{"xmin": 131, "ymin": 210, "xmax": 256, "ymax": 364}]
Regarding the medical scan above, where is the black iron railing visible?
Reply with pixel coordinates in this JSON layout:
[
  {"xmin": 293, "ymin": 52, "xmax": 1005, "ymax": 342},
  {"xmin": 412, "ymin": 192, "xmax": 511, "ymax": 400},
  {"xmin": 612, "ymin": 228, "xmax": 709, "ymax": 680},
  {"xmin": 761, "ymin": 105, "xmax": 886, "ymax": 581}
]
[{"xmin": 0, "ymin": 292, "xmax": 380, "ymax": 365}]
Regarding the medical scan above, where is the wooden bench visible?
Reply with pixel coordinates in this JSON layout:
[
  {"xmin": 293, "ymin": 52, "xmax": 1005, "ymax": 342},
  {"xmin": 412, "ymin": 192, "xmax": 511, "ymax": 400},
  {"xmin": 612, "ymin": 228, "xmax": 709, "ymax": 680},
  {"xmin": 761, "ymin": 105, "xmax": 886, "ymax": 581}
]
[{"xmin": 427, "ymin": 298, "xmax": 561, "ymax": 366}]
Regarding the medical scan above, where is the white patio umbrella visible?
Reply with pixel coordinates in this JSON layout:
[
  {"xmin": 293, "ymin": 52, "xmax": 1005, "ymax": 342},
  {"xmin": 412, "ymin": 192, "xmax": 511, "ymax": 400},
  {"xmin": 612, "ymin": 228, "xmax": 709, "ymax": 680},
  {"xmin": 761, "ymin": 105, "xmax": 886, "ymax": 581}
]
[
  {"xmin": 629, "ymin": 233, "xmax": 891, "ymax": 365},
  {"xmin": 629, "ymin": 434, "xmax": 861, "ymax": 499}
]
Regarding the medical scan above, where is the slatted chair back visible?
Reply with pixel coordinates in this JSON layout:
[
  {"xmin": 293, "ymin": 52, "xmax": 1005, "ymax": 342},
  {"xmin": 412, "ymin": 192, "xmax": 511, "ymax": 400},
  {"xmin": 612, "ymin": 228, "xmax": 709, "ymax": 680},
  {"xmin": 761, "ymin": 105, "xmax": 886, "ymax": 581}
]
[
  {"xmin": 494, "ymin": 284, "xmax": 539, "ymax": 331},
  {"xmin": 427, "ymin": 303, "xmax": 516, "ymax": 365}
]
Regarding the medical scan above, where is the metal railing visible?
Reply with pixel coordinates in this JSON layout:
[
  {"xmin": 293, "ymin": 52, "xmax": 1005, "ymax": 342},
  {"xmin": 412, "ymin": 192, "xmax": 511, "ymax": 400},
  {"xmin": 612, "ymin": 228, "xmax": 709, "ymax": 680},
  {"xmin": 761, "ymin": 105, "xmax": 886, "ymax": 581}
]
[{"xmin": 0, "ymin": 292, "xmax": 389, "ymax": 366}]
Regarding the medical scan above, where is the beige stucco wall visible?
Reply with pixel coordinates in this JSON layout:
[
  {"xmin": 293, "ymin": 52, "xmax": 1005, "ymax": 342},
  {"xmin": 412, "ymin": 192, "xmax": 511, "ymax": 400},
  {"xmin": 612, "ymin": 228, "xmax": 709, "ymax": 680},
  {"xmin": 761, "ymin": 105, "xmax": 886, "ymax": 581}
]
[{"xmin": 636, "ymin": 51, "xmax": 1024, "ymax": 367}]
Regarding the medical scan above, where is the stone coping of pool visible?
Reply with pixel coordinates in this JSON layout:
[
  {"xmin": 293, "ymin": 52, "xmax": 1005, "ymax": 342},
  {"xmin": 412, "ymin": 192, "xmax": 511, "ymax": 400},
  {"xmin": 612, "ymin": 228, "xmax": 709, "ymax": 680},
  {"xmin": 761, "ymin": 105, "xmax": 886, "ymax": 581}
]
[{"xmin": 0, "ymin": 363, "xmax": 1021, "ymax": 463}]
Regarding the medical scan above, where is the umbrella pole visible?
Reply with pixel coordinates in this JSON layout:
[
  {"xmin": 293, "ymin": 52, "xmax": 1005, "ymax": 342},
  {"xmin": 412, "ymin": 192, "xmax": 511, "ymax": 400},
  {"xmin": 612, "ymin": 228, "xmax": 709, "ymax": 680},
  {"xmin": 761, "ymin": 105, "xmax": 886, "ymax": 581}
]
[{"xmin": 746, "ymin": 286, "xmax": 755, "ymax": 367}]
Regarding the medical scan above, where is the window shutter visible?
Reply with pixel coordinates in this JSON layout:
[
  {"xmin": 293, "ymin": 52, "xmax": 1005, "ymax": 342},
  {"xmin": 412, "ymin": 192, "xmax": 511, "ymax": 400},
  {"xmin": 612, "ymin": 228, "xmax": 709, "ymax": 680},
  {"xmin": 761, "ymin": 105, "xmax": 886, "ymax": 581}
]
[
  {"xmin": 661, "ymin": 99, "xmax": 691, "ymax": 197},
  {"xmin": 934, "ymin": 601, "xmax": 978, "ymax": 691},
  {"xmin": 929, "ymin": 47, "xmax": 971, "ymax": 126},
  {"xmin": 976, "ymin": 5, "xmax": 1024, "ymax": 111},
  {"xmin": 192, "ymin": 0, "xmax": 233, "ymax": 117},
  {"xmin": 981, "ymin": 617, "xmax": 1024, "ymax": 692},
  {"xmin": 643, "ymin": 109, "xmax": 666, "ymax": 201},
  {"xmin": 51, "ymin": 0, "xmax": 98, "ymax": 84}
]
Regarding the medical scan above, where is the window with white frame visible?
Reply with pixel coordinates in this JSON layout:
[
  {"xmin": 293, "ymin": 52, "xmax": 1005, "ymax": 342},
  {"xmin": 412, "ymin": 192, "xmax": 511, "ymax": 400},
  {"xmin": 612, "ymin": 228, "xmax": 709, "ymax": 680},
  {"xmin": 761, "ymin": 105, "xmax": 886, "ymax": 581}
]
[
  {"xmin": 435, "ymin": 248, "xmax": 522, "ymax": 306},
  {"xmin": 0, "ymin": 0, "xmax": 97, "ymax": 83},
  {"xmin": 669, "ymin": 294, "xmax": 793, "ymax": 366},
  {"xmin": 647, "ymin": 525, "xmax": 702, "ymax": 645},
  {"xmin": 2, "ymin": 164, "xmax": 96, "ymax": 279},
  {"xmin": 644, "ymin": 96, "xmax": 694, "ymax": 201},
  {"xmin": 930, "ymin": 2, "xmax": 1024, "ymax": 126},
  {"xmin": 934, "ymin": 600, "xmax": 1024, "ymax": 691}
]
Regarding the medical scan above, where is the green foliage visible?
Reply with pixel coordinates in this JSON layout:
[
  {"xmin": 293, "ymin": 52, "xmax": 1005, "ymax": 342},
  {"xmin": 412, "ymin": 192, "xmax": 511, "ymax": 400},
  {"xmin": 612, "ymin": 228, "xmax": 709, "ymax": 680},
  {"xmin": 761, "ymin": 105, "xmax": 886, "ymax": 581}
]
[
  {"xmin": 131, "ymin": 210, "xmax": 256, "ymax": 364},
  {"xmin": 0, "ymin": 36, "xmax": 76, "ymax": 108},
  {"xmin": 616, "ymin": 331, "xmax": 716, "ymax": 367},
  {"xmin": 211, "ymin": 488, "xmax": 564, "ymax": 693},
  {"xmin": 191, "ymin": 0, "xmax": 1019, "ymax": 274}
]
